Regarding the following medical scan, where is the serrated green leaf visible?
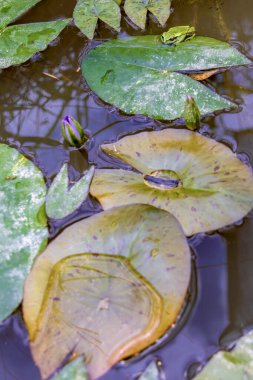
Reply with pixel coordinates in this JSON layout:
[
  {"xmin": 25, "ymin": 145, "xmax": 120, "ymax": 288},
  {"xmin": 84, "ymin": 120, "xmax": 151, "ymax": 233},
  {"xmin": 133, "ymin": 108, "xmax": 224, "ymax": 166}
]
[
  {"xmin": 90, "ymin": 129, "xmax": 253, "ymax": 236},
  {"xmin": 46, "ymin": 165, "xmax": 95, "ymax": 220},
  {"xmin": 82, "ymin": 34, "xmax": 250, "ymax": 120},
  {"xmin": 0, "ymin": 19, "xmax": 70, "ymax": 69},
  {"xmin": 194, "ymin": 330, "xmax": 253, "ymax": 380},
  {"xmin": 0, "ymin": 144, "xmax": 48, "ymax": 323},
  {"xmin": 124, "ymin": 0, "xmax": 171, "ymax": 29},
  {"xmin": 139, "ymin": 361, "xmax": 160, "ymax": 380},
  {"xmin": 73, "ymin": 0, "xmax": 121, "ymax": 39},
  {"xmin": 52, "ymin": 357, "xmax": 88, "ymax": 380},
  {"xmin": 0, "ymin": 0, "xmax": 42, "ymax": 29}
]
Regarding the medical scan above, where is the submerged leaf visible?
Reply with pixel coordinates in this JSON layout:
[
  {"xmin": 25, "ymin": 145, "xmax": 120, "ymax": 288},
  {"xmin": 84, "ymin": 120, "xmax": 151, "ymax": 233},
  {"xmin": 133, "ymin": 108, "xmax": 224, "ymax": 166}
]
[
  {"xmin": 90, "ymin": 129, "xmax": 253, "ymax": 236},
  {"xmin": 0, "ymin": 19, "xmax": 70, "ymax": 69},
  {"xmin": 52, "ymin": 357, "xmax": 88, "ymax": 380},
  {"xmin": 0, "ymin": 0, "xmax": 42, "ymax": 29},
  {"xmin": 0, "ymin": 144, "xmax": 48, "ymax": 322},
  {"xmin": 139, "ymin": 361, "xmax": 160, "ymax": 380},
  {"xmin": 124, "ymin": 0, "xmax": 171, "ymax": 29},
  {"xmin": 73, "ymin": 0, "xmax": 121, "ymax": 39},
  {"xmin": 30, "ymin": 254, "xmax": 163, "ymax": 379},
  {"xmin": 194, "ymin": 330, "xmax": 253, "ymax": 379},
  {"xmin": 23, "ymin": 204, "xmax": 191, "ymax": 378},
  {"xmin": 82, "ymin": 34, "xmax": 250, "ymax": 120},
  {"xmin": 46, "ymin": 165, "xmax": 95, "ymax": 220}
]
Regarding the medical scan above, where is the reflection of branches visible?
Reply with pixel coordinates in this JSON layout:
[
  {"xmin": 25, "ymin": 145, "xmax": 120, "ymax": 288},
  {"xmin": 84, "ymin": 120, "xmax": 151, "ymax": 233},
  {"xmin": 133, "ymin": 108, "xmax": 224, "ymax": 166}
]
[{"xmin": 0, "ymin": 29, "xmax": 91, "ymax": 154}]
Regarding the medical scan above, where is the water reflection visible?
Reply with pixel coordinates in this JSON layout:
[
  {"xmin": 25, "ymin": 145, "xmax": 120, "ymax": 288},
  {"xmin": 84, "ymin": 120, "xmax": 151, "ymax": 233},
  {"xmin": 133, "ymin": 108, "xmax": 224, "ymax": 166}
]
[{"xmin": 0, "ymin": 0, "xmax": 253, "ymax": 379}]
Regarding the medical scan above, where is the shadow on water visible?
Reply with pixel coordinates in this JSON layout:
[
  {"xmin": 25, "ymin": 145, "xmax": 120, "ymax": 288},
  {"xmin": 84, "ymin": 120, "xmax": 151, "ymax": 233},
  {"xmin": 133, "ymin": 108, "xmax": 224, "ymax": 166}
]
[{"xmin": 0, "ymin": 0, "xmax": 253, "ymax": 379}]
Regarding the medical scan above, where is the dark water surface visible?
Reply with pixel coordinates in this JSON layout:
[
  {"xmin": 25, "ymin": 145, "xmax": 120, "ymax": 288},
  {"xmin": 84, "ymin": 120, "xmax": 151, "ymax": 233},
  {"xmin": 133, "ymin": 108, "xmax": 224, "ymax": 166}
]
[{"xmin": 0, "ymin": 0, "xmax": 253, "ymax": 379}]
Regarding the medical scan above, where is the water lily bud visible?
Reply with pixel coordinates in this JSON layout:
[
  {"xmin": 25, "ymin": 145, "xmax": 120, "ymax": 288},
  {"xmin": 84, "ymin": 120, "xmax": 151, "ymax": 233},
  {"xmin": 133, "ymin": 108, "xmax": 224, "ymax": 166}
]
[
  {"xmin": 61, "ymin": 116, "xmax": 88, "ymax": 147},
  {"xmin": 183, "ymin": 96, "xmax": 201, "ymax": 131}
]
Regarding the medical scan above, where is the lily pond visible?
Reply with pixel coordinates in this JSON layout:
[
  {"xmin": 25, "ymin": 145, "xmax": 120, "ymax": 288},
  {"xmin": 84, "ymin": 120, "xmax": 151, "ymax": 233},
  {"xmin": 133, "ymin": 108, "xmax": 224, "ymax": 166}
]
[{"xmin": 1, "ymin": 0, "xmax": 253, "ymax": 379}]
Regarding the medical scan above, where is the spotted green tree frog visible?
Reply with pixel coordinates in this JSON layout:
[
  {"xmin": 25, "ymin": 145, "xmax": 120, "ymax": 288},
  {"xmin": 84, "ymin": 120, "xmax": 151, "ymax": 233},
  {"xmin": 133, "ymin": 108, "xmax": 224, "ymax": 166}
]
[{"xmin": 161, "ymin": 26, "xmax": 196, "ymax": 45}]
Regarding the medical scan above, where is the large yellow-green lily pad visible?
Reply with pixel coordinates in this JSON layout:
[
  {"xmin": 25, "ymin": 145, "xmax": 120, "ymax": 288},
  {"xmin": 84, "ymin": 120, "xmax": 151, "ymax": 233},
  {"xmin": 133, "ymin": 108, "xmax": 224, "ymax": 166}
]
[
  {"xmin": 0, "ymin": 144, "xmax": 48, "ymax": 322},
  {"xmin": 23, "ymin": 204, "xmax": 191, "ymax": 378},
  {"xmin": 90, "ymin": 129, "xmax": 253, "ymax": 236},
  {"xmin": 30, "ymin": 254, "xmax": 163, "ymax": 379}
]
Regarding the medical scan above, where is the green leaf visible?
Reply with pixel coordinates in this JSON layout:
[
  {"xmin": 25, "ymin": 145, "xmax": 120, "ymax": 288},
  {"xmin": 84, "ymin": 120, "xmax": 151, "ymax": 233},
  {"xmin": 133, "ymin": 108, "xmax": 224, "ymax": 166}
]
[
  {"xmin": 0, "ymin": 19, "xmax": 70, "ymax": 69},
  {"xmin": 23, "ymin": 204, "xmax": 191, "ymax": 379},
  {"xmin": 124, "ymin": 0, "xmax": 171, "ymax": 29},
  {"xmin": 82, "ymin": 34, "xmax": 250, "ymax": 120},
  {"xmin": 0, "ymin": 0, "xmax": 42, "ymax": 29},
  {"xmin": 46, "ymin": 165, "xmax": 95, "ymax": 220},
  {"xmin": 52, "ymin": 357, "xmax": 88, "ymax": 380},
  {"xmin": 194, "ymin": 330, "xmax": 253, "ymax": 380},
  {"xmin": 73, "ymin": 0, "xmax": 121, "ymax": 40},
  {"xmin": 0, "ymin": 144, "xmax": 48, "ymax": 322},
  {"xmin": 90, "ymin": 129, "xmax": 253, "ymax": 236},
  {"xmin": 139, "ymin": 361, "xmax": 160, "ymax": 380}
]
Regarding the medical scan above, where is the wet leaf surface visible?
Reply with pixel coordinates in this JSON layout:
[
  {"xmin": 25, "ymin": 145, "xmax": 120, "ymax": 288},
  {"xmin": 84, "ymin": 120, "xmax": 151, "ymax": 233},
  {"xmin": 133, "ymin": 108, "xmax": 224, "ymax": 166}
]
[
  {"xmin": 46, "ymin": 164, "xmax": 95, "ymax": 220},
  {"xmin": 82, "ymin": 35, "xmax": 249, "ymax": 120},
  {"xmin": 73, "ymin": 0, "xmax": 121, "ymax": 39},
  {"xmin": 30, "ymin": 254, "xmax": 163, "ymax": 379},
  {"xmin": 90, "ymin": 129, "xmax": 253, "ymax": 236},
  {"xmin": 194, "ymin": 330, "xmax": 253, "ymax": 379},
  {"xmin": 0, "ymin": 144, "xmax": 48, "ymax": 323},
  {"xmin": 124, "ymin": 0, "xmax": 171, "ymax": 29},
  {"xmin": 51, "ymin": 357, "xmax": 88, "ymax": 380},
  {"xmin": 0, "ymin": 19, "xmax": 70, "ymax": 69},
  {"xmin": 23, "ymin": 204, "xmax": 191, "ymax": 378},
  {"xmin": 0, "ymin": 0, "xmax": 42, "ymax": 29}
]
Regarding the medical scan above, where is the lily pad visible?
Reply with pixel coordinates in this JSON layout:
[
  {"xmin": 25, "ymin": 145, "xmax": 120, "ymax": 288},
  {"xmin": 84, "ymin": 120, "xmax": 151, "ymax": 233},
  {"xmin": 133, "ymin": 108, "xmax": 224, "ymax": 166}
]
[
  {"xmin": 194, "ymin": 330, "xmax": 253, "ymax": 380},
  {"xmin": 23, "ymin": 204, "xmax": 191, "ymax": 378},
  {"xmin": 0, "ymin": 144, "xmax": 48, "ymax": 322},
  {"xmin": 30, "ymin": 254, "xmax": 163, "ymax": 379},
  {"xmin": 124, "ymin": 0, "xmax": 171, "ymax": 29},
  {"xmin": 46, "ymin": 164, "xmax": 95, "ymax": 220},
  {"xmin": 73, "ymin": 0, "xmax": 121, "ymax": 40},
  {"xmin": 0, "ymin": 19, "xmax": 70, "ymax": 69},
  {"xmin": 139, "ymin": 361, "xmax": 160, "ymax": 380},
  {"xmin": 52, "ymin": 357, "xmax": 88, "ymax": 380},
  {"xmin": 82, "ymin": 34, "xmax": 250, "ymax": 120},
  {"xmin": 90, "ymin": 129, "xmax": 253, "ymax": 236},
  {"xmin": 0, "ymin": 0, "xmax": 42, "ymax": 29}
]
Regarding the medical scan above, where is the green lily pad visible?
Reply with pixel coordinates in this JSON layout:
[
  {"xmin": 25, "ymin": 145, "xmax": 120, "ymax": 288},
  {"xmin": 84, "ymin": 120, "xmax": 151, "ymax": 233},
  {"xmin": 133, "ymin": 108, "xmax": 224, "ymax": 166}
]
[
  {"xmin": 73, "ymin": 0, "xmax": 121, "ymax": 40},
  {"xmin": 52, "ymin": 357, "xmax": 88, "ymax": 380},
  {"xmin": 0, "ymin": 144, "xmax": 48, "ymax": 322},
  {"xmin": 124, "ymin": 0, "xmax": 171, "ymax": 29},
  {"xmin": 46, "ymin": 165, "xmax": 95, "ymax": 220},
  {"xmin": 82, "ymin": 34, "xmax": 250, "ymax": 120},
  {"xmin": 194, "ymin": 330, "xmax": 253, "ymax": 380},
  {"xmin": 139, "ymin": 361, "xmax": 160, "ymax": 380},
  {"xmin": 90, "ymin": 129, "xmax": 253, "ymax": 236},
  {"xmin": 0, "ymin": 0, "xmax": 42, "ymax": 29},
  {"xmin": 23, "ymin": 204, "xmax": 191, "ymax": 378},
  {"xmin": 0, "ymin": 19, "xmax": 70, "ymax": 69}
]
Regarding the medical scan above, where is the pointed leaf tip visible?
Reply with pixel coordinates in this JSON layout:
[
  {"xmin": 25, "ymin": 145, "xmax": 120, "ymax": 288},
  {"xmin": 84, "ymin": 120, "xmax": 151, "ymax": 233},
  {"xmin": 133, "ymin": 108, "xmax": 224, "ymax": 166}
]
[{"xmin": 46, "ymin": 164, "xmax": 95, "ymax": 220}]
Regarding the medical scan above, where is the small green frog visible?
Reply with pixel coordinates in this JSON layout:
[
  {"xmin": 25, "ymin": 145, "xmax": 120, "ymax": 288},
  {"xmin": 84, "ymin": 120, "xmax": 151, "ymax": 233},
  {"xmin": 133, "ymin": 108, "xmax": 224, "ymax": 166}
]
[{"xmin": 161, "ymin": 26, "xmax": 196, "ymax": 45}]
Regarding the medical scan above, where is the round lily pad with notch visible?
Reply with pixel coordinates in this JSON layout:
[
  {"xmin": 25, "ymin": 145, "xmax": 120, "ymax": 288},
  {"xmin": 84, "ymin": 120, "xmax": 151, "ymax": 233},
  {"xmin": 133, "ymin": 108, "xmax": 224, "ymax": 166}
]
[
  {"xmin": 82, "ymin": 34, "xmax": 250, "ymax": 121},
  {"xmin": 0, "ymin": 144, "xmax": 48, "ymax": 323},
  {"xmin": 90, "ymin": 129, "xmax": 253, "ymax": 236},
  {"xmin": 23, "ymin": 204, "xmax": 191, "ymax": 379}
]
